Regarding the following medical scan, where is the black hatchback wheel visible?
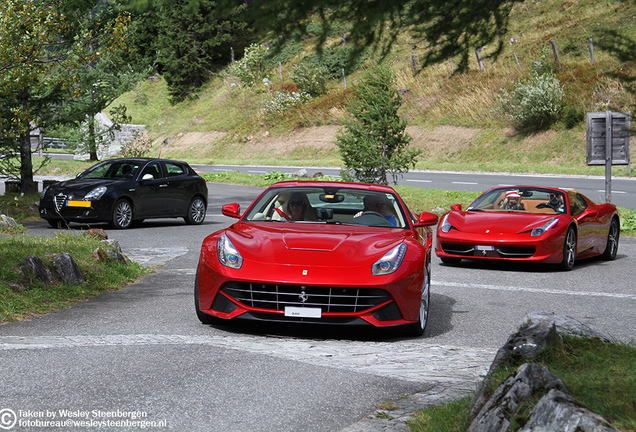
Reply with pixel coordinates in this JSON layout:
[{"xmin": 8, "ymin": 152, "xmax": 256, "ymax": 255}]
[
  {"xmin": 185, "ymin": 197, "xmax": 206, "ymax": 225},
  {"xmin": 110, "ymin": 199, "xmax": 133, "ymax": 229}
]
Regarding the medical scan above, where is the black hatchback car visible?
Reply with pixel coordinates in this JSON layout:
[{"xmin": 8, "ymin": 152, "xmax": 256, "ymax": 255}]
[{"xmin": 39, "ymin": 158, "xmax": 208, "ymax": 229}]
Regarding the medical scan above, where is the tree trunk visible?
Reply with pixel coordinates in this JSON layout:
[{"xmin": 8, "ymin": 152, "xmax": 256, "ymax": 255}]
[
  {"xmin": 88, "ymin": 117, "xmax": 98, "ymax": 161},
  {"xmin": 19, "ymin": 90, "xmax": 37, "ymax": 194}
]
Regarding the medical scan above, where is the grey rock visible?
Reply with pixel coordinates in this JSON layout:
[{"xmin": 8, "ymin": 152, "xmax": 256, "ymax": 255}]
[
  {"xmin": 51, "ymin": 252, "xmax": 83, "ymax": 285},
  {"xmin": 1, "ymin": 214, "xmax": 18, "ymax": 227},
  {"xmin": 102, "ymin": 239, "xmax": 122, "ymax": 253},
  {"xmin": 489, "ymin": 320, "xmax": 561, "ymax": 374},
  {"xmin": 519, "ymin": 389, "xmax": 619, "ymax": 432},
  {"xmin": 470, "ymin": 320, "xmax": 561, "ymax": 417},
  {"xmin": 18, "ymin": 256, "xmax": 53, "ymax": 285},
  {"xmin": 468, "ymin": 364, "xmax": 566, "ymax": 432},
  {"xmin": 293, "ymin": 168, "xmax": 308, "ymax": 178},
  {"xmin": 106, "ymin": 248, "xmax": 127, "ymax": 265},
  {"xmin": 521, "ymin": 311, "xmax": 611, "ymax": 342}
]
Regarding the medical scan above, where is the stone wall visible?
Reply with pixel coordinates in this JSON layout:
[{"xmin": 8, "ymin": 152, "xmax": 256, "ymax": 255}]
[{"xmin": 74, "ymin": 112, "xmax": 146, "ymax": 160}]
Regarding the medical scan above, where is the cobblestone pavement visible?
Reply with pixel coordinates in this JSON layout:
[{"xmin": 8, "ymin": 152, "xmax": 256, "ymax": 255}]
[{"xmin": 0, "ymin": 333, "xmax": 495, "ymax": 431}]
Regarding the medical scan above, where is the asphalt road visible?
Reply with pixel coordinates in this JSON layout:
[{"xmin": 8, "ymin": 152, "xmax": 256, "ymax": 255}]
[
  {"xmin": 1, "ymin": 183, "xmax": 635, "ymax": 431},
  {"xmin": 195, "ymin": 164, "xmax": 636, "ymax": 210}
]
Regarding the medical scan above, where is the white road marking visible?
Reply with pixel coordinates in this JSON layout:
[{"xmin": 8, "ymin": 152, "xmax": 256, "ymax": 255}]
[
  {"xmin": 436, "ymin": 280, "xmax": 636, "ymax": 300},
  {"xmin": 407, "ymin": 179, "xmax": 432, "ymax": 183},
  {"xmin": 452, "ymin": 181, "xmax": 478, "ymax": 185},
  {"xmin": 597, "ymin": 189, "xmax": 627, "ymax": 194}
]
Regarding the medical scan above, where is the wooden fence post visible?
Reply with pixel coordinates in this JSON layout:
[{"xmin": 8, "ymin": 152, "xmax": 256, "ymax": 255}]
[
  {"xmin": 475, "ymin": 48, "xmax": 485, "ymax": 71},
  {"xmin": 513, "ymin": 53, "xmax": 522, "ymax": 71},
  {"xmin": 589, "ymin": 38, "xmax": 595, "ymax": 64},
  {"xmin": 549, "ymin": 40, "xmax": 561, "ymax": 69}
]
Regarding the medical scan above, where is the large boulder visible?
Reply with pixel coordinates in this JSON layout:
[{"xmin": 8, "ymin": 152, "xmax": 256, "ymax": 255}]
[
  {"xmin": 468, "ymin": 364, "xmax": 566, "ymax": 432},
  {"xmin": 519, "ymin": 389, "xmax": 619, "ymax": 432},
  {"xmin": 50, "ymin": 253, "xmax": 83, "ymax": 285},
  {"xmin": 18, "ymin": 256, "xmax": 53, "ymax": 286},
  {"xmin": 521, "ymin": 311, "xmax": 611, "ymax": 343}
]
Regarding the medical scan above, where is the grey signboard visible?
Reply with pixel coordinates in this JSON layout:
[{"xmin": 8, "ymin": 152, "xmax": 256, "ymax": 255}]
[{"xmin": 586, "ymin": 111, "xmax": 631, "ymax": 166}]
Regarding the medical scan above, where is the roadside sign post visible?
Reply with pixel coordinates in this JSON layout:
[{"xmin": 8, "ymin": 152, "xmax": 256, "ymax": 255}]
[{"xmin": 586, "ymin": 111, "xmax": 631, "ymax": 203}]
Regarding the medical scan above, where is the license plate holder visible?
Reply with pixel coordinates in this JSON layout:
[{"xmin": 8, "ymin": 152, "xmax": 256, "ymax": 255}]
[{"xmin": 284, "ymin": 307, "xmax": 322, "ymax": 318}]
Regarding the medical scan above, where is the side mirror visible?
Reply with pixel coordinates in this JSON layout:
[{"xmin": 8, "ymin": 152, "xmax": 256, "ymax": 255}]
[
  {"xmin": 222, "ymin": 203, "xmax": 241, "ymax": 219},
  {"xmin": 414, "ymin": 211, "xmax": 439, "ymax": 227},
  {"xmin": 142, "ymin": 173, "xmax": 154, "ymax": 181},
  {"xmin": 451, "ymin": 204, "xmax": 462, "ymax": 211}
]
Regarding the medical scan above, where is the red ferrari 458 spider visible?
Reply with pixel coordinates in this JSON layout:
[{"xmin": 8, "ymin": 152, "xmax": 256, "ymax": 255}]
[
  {"xmin": 435, "ymin": 186, "xmax": 620, "ymax": 270},
  {"xmin": 195, "ymin": 181, "xmax": 439, "ymax": 336}
]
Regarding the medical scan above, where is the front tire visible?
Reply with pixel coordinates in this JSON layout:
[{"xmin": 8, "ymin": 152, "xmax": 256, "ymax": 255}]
[
  {"xmin": 110, "ymin": 199, "xmax": 133, "ymax": 229},
  {"xmin": 185, "ymin": 196, "xmax": 206, "ymax": 225},
  {"xmin": 560, "ymin": 227, "xmax": 577, "ymax": 271},
  {"xmin": 601, "ymin": 217, "xmax": 619, "ymax": 260},
  {"xmin": 404, "ymin": 255, "xmax": 431, "ymax": 337}
]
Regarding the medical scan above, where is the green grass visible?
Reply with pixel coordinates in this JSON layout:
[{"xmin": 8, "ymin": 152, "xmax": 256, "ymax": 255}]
[
  {"xmin": 0, "ymin": 232, "xmax": 148, "ymax": 322},
  {"xmin": 408, "ymin": 337, "xmax": 636, "ymax": 432}
]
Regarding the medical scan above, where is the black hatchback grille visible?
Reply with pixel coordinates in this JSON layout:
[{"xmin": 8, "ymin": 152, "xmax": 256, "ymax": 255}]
[
  {"xmin": 221, "ymin": 282, "xmax": 391, "ymax": 313},
  {"xmin": 54, "ymin": 195, "xmax": 67, "ymax": 211}
]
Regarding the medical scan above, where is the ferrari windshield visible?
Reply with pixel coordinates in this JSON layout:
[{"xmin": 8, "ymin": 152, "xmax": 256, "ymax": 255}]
[
  {"xmin": 243, "ymin": 186, "xmax": 411, "ymax": 228},
  {"xmin": 78, "ymin": 160, "xmax": 142, "ymax": 179},
  {"xmin": 467, "ymin": 187, "xmax": 567, "ymax": 215}
]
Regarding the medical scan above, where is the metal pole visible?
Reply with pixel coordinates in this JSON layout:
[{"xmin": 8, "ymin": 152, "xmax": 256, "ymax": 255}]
[
  {"xmin": 605, "ymin": 111, "xmax": 613, "ymax": 203},
  {"xmin": 589, "ymin": 38, "xmax": 594, "ymax": 64}
]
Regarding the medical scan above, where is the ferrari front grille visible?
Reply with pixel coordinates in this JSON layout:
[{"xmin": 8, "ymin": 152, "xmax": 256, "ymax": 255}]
[
  {"xmin": 54, "ymin": 195, "xmax": 67, "ymax": 212},
  {"xmin": 442, "ymin": 243, "xmax": 535, "ymax": 258},
  {"xmin": 221, "ymin": 282, "xmax": 391, "ymax": 313}
]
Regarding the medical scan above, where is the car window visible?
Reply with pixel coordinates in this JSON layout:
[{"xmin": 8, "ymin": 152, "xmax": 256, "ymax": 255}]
[
  {"xmin": 165, "ymin": 162, "xmax": 187, "ymax": 177},
  {"xmin": 568, "ymin": 191, "xmax": 588, "ymax": 215},
  {"xmin": 468, "ymin": 188, "xmax": 566, "ymax": 215},
  {"xmin": 79, "ymin": 161, "xmax": 141, "ymax": 179},
  {"xmin": 140, "ymin": 162, "xmax": 163, "ymax": 179},
  {"xmin": 242, "ymin": 186, "xmax": 408, "ymax": 228}
]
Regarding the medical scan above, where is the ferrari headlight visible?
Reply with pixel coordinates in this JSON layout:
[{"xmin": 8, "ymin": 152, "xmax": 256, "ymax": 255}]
[
  {"xmin": 217, "ymin": 233, "xmax": 243, "ymax": 269},
  {"xmin": 440, "ymin": 214, "xmax": 453, "ymax": 233},
  {"xmin": 84, "ymin": 186, "xmax": 107, "ymax": 200},
  {"xmin": 372, "ymin": 243, "xmax": 407, "ymax": 276},
  {"xmin": 531, "ymin": 218, "xmax": 559, "ymax": 237}
]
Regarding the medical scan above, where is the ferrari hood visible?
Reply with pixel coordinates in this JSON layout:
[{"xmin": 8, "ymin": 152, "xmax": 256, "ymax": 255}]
[
  {"xmin": 224, "ymin": 222, "xmax": 411, "ymax": 267},
  {"xmin": 446, "ymin": 211, "xmax": 557, "ymax": 235}
]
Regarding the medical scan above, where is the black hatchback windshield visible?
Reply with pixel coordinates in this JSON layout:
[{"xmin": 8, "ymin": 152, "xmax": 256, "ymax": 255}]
[{"xmin": 78, "ymin": 160, "xmax": 142, "ymax": 180}]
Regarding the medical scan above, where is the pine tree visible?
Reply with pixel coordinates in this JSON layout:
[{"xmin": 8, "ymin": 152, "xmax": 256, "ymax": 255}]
[
  {"xmin": 336, "ymin": 65, "xmax": 419, "ymax": 185},
  {"xmin": 157, "ymin": 0, "xmax": 249, "ymax": 104}
]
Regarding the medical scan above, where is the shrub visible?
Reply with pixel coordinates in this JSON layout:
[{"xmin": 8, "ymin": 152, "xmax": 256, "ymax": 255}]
[
  {"xmin": 290, "ymin": 62, "xmax": 328, "ymax": 97},
  {"xmin": 562, "ymin": 106, "xmax": 585, "ymax": 129},
  {"xmin": 496, "ymin": 73, "xmax": 564, "ymax": 131},
  {"xmin": 232, "ymin": 44, "xmax": 271, "ymax": 86},
  {"xmin": 261, "ymin": 90, "xmax": 311, "ymax": 117}
]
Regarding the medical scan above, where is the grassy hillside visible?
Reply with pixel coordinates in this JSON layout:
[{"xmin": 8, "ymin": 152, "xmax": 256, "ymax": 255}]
[{"xmin": 112, "ymin": 0, "xmax": 635, "ymax": 176}]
